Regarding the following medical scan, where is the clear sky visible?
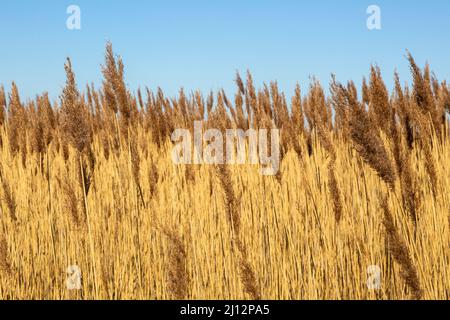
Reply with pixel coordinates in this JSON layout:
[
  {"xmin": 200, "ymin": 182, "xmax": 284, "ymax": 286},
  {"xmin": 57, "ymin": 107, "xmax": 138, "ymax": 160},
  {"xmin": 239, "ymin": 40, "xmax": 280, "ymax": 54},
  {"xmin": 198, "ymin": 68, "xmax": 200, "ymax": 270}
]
[{"xmin": 1, "ymin": 0, "xmax": 450, "ymax": 101}]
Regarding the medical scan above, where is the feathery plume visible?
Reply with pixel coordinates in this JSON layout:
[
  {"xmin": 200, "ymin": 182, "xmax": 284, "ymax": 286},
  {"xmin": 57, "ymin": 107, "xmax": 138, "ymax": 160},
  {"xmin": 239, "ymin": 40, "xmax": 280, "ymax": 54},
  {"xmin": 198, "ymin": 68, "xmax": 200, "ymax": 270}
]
[
  {"xmin": 347, "ymin": 88, "xmax": 396, "ymax": 189},
  {"xmin": 368, "ymin": 65, "xmax": 391, "ymax": 135},
  {"xmin": 0, "ymin": 232, "xmax": 11, "ymax": 276},
  {"xmin": 8, "ymin": 82, "xmax": 26, "ymax": 156},
  {"xmin": 60, "ymin": 58, "xmax": 91, "ymax": 153},
  {"xmin": 381, "ymin": 196, "xmax": 423, "ymax": 300},
  {"xmin": 163, "ymin": 228, "xmax": 189, "ymax": 299},
  {"xmin": 0, "ymin": 167, "xmax": 18, "ymax": 222},
  {"xmin": 0, "ymin": 85, "xmax": 5, "ymax": 126}
]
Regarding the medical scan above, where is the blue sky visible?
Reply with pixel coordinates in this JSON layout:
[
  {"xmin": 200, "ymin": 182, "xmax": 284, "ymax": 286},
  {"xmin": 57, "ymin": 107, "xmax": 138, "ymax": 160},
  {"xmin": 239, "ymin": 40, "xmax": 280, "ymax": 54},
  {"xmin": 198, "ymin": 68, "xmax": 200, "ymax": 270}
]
[{"xmin": 1, "ymin": 0, "xmax": 450, "ymax": 101}]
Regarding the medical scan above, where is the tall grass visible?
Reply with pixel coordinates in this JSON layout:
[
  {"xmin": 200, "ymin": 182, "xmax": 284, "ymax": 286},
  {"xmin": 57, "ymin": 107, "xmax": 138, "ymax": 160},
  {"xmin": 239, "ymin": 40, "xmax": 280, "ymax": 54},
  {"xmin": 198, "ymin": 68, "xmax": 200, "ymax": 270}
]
[{"xmin": 0, "ymin": 43, "xmax": 449, "ymax": 299}]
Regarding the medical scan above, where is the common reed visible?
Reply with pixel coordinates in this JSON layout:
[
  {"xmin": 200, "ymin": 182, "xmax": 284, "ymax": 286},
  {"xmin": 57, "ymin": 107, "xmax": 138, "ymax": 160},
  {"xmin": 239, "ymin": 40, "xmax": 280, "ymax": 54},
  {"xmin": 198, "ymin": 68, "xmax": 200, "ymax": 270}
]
[
  {"xmin": 0, "ymin": 45, "xmax": 448, "ymax": 300},
  {"xmin": 7, "ymin": 82, "xmax": 25, "ymax": 157},
  {"xmin": 380, "ymin": 196, "xmax": 423, "ymax": 300},
  {"xmin": 346, "ymin": 86, "xmax": 397, "ymax": 189},
  {"xmin": 0, "ymin": 167, "xmax": 17, "ymax": 222},
  {"xmin": 0, "ymin": 232, "xmax": 11, "ymax": 276},
  {"xmin": 163, "ymin": 228, "xmax": 189, "ymax": 300},
  {"xmin": 0, "ymin": 86, "xmax": 5, "ymax": 127}
]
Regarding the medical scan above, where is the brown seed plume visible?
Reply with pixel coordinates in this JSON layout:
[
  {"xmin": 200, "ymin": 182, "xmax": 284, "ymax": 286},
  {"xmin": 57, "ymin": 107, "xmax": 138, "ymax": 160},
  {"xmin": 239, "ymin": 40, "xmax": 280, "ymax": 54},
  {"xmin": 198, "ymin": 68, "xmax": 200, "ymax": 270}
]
[
  {"xmin": 304, "ymin": 80, "xmax": 331, "ymax": 131},
  {"xmin": 328, "ymin": 162, "xmax": 343, "ymax": 223},
  {"xmin": 8, "ymin": 82, "xmax": 26, "ymax": 156},
  {"xmin": 31, "ymin": 98, "xmax": 45, "ymax": 156},
  {"xmin": 130, "ymin": 136, "xmax": 145, "ymax": 207},
  {"xmin": 362, "ymin": 77, "xmax": 370, "ymax": 106},
  {"xmin": 102, "ymin": 42, "xmax": 131, "ymax": 138},
  {"xmin": 39, "ymin": 93, "xmax": 56, "ymax": 148},
  {"xmin": 287, "ymin": 84, "xmax": 304, "ymax": 156},
  {"xmin": 60, "ymin": 58, "xmax": 91, "ymax": 153},
  {"xmin": 381, "ymin": 196, "xmax": 423, "ymax": 300},
  {"xmin": 236, "ymin": 239, "xmax": 261, "ymax": 300},
  {"xmin": 407, "ymin": 52, "xmax": 441, "ymax": 137},
  {"xmin": 394, "ymin": 72, "xmax": 415, "ymax": 150},
  {"xmin": 235, "ymin": 71, "xmax": 245, "ymax": 96},
  {"xmin": 413, "ymin": 107, "xmax": 438, "ymax": 197},
  {"xmin": 330, "ymin": 75, "xmax": 350, "ymax": 139},
  {"xmin": 291, "ymin": 84, "xmax": 304, "ymax": 135},
  {"xmin": 216, "ymin": 165, "xmax": 240, "ymax": 236},
  {"xmin": 368, "ymin": 65, "xmax": 392, "ymax": 135},
  {"xmin": 399, "ymin": 153, "xmax": 419, "ymax": 225},
  {"xmin": 163, "ymin": 228, "xmax": 189, "ymax": 299},
  {"xmin": 0, "ymin": 168, "xmax": 18, "ymax": 222},
  {"xmin": 62, "ymin": 174, "xmax": 83, "ymax": 229},
  {"xmin": 347, "ymin": 89, "xmax": 396, "ymax": 189},
  {"xmin": 0, "ymin": 85, "xmax": 6, "ymax": 126},
  {"xmin": 0, "ymin": 232, "xmax": 12, "ymax": 276},
  {"xmin": 148, "ymin": 160, "xmax": 159, "ymax": 199}
]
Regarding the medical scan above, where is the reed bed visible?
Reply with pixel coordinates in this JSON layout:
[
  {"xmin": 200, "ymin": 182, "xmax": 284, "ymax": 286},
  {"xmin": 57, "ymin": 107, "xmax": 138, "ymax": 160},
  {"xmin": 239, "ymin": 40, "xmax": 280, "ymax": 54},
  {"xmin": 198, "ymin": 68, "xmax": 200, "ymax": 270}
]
[{"xmin": 0, "ymin": 43, "xmax": 449, "ymax": 299}]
